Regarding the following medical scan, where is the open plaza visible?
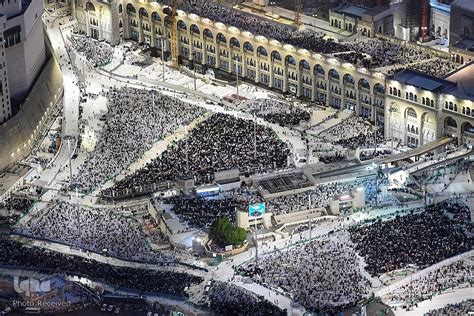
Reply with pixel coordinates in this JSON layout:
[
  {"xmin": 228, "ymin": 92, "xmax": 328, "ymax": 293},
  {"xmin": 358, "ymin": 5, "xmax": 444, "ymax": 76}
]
[{"xmin": 0, "ymin": 0, "xmax": 473, "ymax": 315}]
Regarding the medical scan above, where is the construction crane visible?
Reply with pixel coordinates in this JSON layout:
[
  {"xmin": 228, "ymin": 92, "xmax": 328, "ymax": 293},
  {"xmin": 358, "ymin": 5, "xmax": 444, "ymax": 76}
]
[
  {"xmin": 170, "ymin": 0, "xmax": 180, "ymax": 68},
  {"xmin": 420, "ymin": 0, "xmax": 429, "ymax": 39},
  {"xmin": 295, "ymin": 0, "xmax": 302, "ymax": 28}
]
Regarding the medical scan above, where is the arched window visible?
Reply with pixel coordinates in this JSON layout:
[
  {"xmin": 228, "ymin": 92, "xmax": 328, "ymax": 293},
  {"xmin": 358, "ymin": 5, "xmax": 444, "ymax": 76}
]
[
  {"xmin": 230, "ymin": 37, "xmax": 240, "ymax": 48},
  {"xmin": 314, "ymin": 64, "xmax": 325, "ymax": 77},
  {"xmin": 271, "ymin": 51, "xmax": 281, "ymax": 61},
  {"xmin": 152, "ymin": 12, "xmax": 161, "ymax": 22},
  {"xmin": 257, "ymin": 46, "xmax": 267, "ymax": 57},
  {"xmin": 126, "ymin": 3, "xmax": 135, "ymax": 14},
  {"xmin": 244, "ymin": 42, "xmax": 254, "ymax": 52},
  {"xmin": 300, "ymin": 60, "xmax": 310, "ymax": 71},
  {"xmin": 177, "ymin": 20, "xmax": 187, "ymax": 31},
  {"xmin": 329, "ymin": 69, "xmax": 340, "ymax": 81},
  {"xmin": 216, "ymin": 33, "xmax": 227, "ymax": 44},
  {"xmin": 285, "ymin": 55, "xmax": 296, "ymax": 66},
  {"xmin": 344, "ymin": 74, "xmax": 354, "ymax": 85},
  {"xmin": 190, "ymin": 24, "xmax": 200, "ymax": 35},
  {"xmin": 139, "ymin": 8, "xmax": 148, "ymax": 18},
  {"xmin": 407, "ymin": 108, "xmax": 417, "ymax": 118},
  {"xmin": 203, "ymin": 29, "xmax": 213, "ymax": 39}
]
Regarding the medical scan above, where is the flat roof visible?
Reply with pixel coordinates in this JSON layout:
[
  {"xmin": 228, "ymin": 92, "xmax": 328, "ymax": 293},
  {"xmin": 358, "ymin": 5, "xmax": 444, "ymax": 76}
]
[
  {"xmin": 445, "ymin": 63, "xmax": 474, "ymax": 100},
  {"xmin": 334, "ymin": 5, "xmax": 368, "ymax": 18},
  {"xmin": 389, "ymin": 69, "xmax": 455, "ymax": 92},
  {"xmin": 364, "ymin": 5, "xmax": 390, "ymax": 17},
  {"xmin": 453, "ymin": 0, "xmax": 474, "ymax": 11},
  {"xmin": 452, "ymin": 39, "xmax": 474, "ymax": 52}
]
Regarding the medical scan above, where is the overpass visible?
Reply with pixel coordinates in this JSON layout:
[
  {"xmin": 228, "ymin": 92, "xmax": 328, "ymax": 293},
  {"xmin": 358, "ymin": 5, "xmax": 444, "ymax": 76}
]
[{"xmin": 380, "ymin": 137, "xmax": 453, "ymax": 165}]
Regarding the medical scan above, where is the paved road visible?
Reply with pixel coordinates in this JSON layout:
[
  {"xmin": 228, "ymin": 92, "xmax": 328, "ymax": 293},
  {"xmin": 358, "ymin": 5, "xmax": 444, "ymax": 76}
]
[{"xmin": 38, "ymin": 12, "xmax": 80, "ymax": 189}]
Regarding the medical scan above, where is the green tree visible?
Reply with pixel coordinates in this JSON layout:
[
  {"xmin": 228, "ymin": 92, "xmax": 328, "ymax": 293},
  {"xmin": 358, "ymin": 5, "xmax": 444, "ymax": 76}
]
[{"xmin": 210, "ymin": 217, "xmax": 246, "ymax": 247}]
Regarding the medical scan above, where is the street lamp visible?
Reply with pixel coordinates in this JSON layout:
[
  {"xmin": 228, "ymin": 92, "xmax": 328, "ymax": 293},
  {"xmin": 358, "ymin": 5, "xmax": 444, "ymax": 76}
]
[
  {"xmin": 158, "ymin": 36, "xmax": 165, "ymax": 81},
  {"xmin": 270, "ymin": 1, "xmax": 276, "ymax": 21},
  {"xmin": 312, "ymin": 13, "xmax": 318, "ymax": 29},
  {"xmin": 234, "ymin": 56, "xmax": 240, "ymax": 101},
  {"xmin": 191, "ymin": 52, "xmax": 197, "ymax": 90},
  {"xmin": 388, "ymin": 103, "xmax": 397, "ymax": 152}
]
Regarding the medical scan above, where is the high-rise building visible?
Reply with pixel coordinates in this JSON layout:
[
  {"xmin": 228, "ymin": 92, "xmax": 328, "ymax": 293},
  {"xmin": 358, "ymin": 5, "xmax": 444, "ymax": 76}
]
[{"xmin": 0, "ymin": 0, "xmax": 46, "ymax": 124}]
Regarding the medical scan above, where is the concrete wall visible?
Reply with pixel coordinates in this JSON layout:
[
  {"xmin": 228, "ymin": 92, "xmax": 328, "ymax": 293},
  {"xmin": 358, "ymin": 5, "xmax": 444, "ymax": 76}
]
[
  {"xmin": 0, "ymin": 56, "xmax": 63, "ymax": 171},
  {"xmin": 5, "ymin": 0, "xmax": 46, "ymax": 100}
]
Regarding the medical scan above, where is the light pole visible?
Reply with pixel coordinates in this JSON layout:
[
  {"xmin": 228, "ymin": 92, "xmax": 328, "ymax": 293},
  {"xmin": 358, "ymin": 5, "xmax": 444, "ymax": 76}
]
[
  {"xmin": 234, "ymin": 56, "xmax": 240, "ymax": 101},
  {"xmin": 270, "ymin": 2, "xmax": 276, "ymax": 21},
  {"xmin": 388, "ymin": 103, "xmax": 397, "ymax": 152},
  {"xmin": 158, "ymin": 36, "xmax": 165, "ymax": 81},
  {"xmin": 191, "ymin": 52, "xmax": 197, "ymax": 90},
  {"xmin": 312, "ymin": 13, "xmax": 318, "ymax": 29}
]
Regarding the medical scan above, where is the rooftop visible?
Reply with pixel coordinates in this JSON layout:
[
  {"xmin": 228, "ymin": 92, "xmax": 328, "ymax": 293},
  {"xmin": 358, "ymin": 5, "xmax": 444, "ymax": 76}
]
[
  {"xmin": 389, "ymin": 69, "xmax": 455, "ymax": 92},
  {"xmin": 333, "ymin": 4, "xmax": 368, "ymax": 18},
  {"xmin": 363, "ymin": 5, "xmax": 390, "ymax": 17},
  {"xmin": 453, "ymin": 0, "xmax": 474, "ymax": 11},
  {"xmin": 445, "ymin": 63, "xmax": 474, "ymax": 100},
  {"xmin": 452, "ymin": 39, "xmax": 474, "ymax": 53}
]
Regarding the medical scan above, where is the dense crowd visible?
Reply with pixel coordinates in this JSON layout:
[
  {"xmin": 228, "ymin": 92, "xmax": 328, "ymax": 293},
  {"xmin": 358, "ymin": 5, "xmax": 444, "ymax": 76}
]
[
  {"xmin": 0, "ymin": 239, "xmax": 202, "ymax": 297},
  {"xmin": 3, "ymin": 196, "xmax": 34, "ymax": 213},
  {"xmin": 162, "ymin": 0, "xmax": 438, "ymax": 67},
  {"xmin": 240, "ymin": 99, "xmax": 311, "ymax": 126},
  {"xmin": 72, "ymin": 87, "xmax": 205, "ymax": 192},
  {"xmin": 17, "ymin": 201, "xmax": 173, "ymax": 263},
  {"xmin": 360, "ymin": 149, "xmax": 392, "ymax": 161},
  {"xmin": 384, "ymin": 258, "xmax": 473, "ymax": 306},
  {"xmin": 71, "ymin": 36, "xmax": 113, "ymax": 66},
  {"xmin": 161, "ymin": 0, "xmax": 348, "ymax": 54},
  {"xmin": 389, "ymin": 58, "xmax": 460, "ymax": 78},
  {"xmin": 109, "ymin": 113, "xmax": 290, "ymax": 195},
  {"xmin": 350, "ymin": 200, "xmax": 472, "ymax": 275},
  {"xmin": 318, "ymin": 115, "xmax": 381, "ymax": 149},
  {"xmin": 164, "ymin": 196, "xmax": 246, "ymax": 229},
  {"xmin": 266, "ymin": 177, "xmax": 378, "ymax": 215},
  {"xmin": 426, "ymin": 300, "xmax": 474, "ymax": 316},
  {"xmin": 207, "ymin": 282, "xmax": 286, "ymax": 316},
  {"xmin": 407, "ymin": 58, "xmax": 460, "ymax": 78},
  {"xmin": 238, "ymin": 235, "xmax": 372, "ymax": 313},
  {"xmin": 340, "ymin": 39, "xmax": 430, "ymax": 68}
]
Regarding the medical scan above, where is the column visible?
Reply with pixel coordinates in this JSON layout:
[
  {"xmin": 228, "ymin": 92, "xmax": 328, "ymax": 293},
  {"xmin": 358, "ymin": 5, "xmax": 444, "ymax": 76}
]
[
  {"xmin": 150, "ymin": 21, "xmax": 157, "ymax": 48},
  {"xmin": 215, "ymin": 44, "xmax": 221, "ymax": 69},
  {"xmin": 123, "ymin": 11, "xmax": 130, "ymax": 39},
  {"xmin": 202, "ymin": 40, "xmax": 208, "ymax": 65},
  {"xmin": 282, "ymin": 64, "xmax": 288, "ymax": 93},
  {"xmin": 71, "ymin": 0, "xmax": 76, "ymax": 21},
  {"xmin": 255, "ymin": 57, "xmax": 261, "ymax": 84},
  {"xmin": 138, "ymin": 16, "xmax": 144, "ymax": 43},
  {"xmin": 242, "ymin": 52, "xmax": 248, "ymax": 79},
  {"xmin": 86, "ymin": 10, "xmax": 91, "ymax": 37},
  {"xmin": 297, "ymin": 69, "xmax": 302, "ymax": 97},
  {"xmin": 269, "ymin": 61, "xmax": 274, "ymax": 88},
  {"xmin": 98, "ymin": 8, "xmax": 103, "ymax": 41}
]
